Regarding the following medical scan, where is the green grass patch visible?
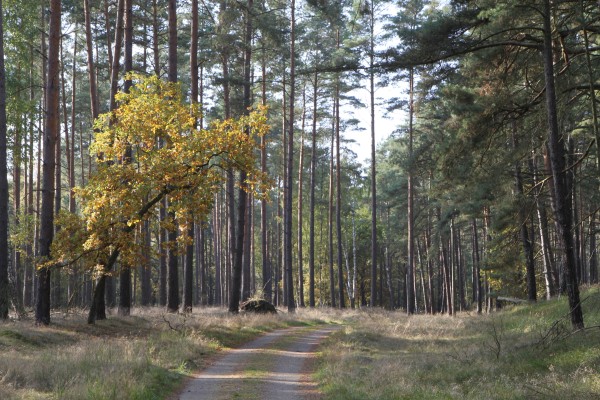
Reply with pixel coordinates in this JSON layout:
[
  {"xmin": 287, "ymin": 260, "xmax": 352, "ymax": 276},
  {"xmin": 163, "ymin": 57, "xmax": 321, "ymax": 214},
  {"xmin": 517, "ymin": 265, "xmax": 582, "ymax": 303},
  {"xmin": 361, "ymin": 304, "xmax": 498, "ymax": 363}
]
[{"xmin": 316, "ymin": 286, "xmax": 600, "ymax": 400}]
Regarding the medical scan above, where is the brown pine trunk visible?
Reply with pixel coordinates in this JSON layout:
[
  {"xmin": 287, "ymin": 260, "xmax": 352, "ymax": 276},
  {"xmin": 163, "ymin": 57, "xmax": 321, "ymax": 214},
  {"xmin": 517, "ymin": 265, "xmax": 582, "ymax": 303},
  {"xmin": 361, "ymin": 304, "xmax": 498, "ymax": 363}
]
[
  {"xmin": 512, "ymin": 126, "xmax": 537, "ymax": 302},
  {"xmin": 166, "ymin": 0, "xmax": 179, "ymax": 313},
  {"xmin": 83, "ymin": 0, "xmax": 99, "ymax": 121},
  {"xmin": 184, "ymin": 0, "xmax": 199, "ymax": 314},
  {"xmin": 283, "ymin": 0, "xmax": 296, "ymax": 313},
  {"xmin": 35, "ymin": 0, "xmax": 61, "ymax": 325},
  {"xmin": 308, "ymin": 69, "xmax": 317, "ymax": 308},
  {"xmin": 472, "ymin": 219, "xmax": 482, "ymax": 313},
  {"xmin": 0, "ymin": 0, "xmax": 9, "ymax": 319},
  {"xmin": 328, "ymin": 105, "xmax": 336, "ymax": 308},
  {"xmin": 118, "ymin": 0, "xmax": 134, "ymax": 317},
  {"xmin": 406, "ymin": 67, "xmax": 416, "ymax": 314},
  {"xmin": 369, "ymin": 0, "xmax": 377, "ymax": 309},
  {"xmin": 334, "ymin": 32, "xmax": 345, "ymax": 309},
  {"xmin": 297, "ymin": 86, "xmax": 306, "ymax": 307},
  {"xmin": 542, "ymin": 0, "xmax": 583, "ymax": 329}
]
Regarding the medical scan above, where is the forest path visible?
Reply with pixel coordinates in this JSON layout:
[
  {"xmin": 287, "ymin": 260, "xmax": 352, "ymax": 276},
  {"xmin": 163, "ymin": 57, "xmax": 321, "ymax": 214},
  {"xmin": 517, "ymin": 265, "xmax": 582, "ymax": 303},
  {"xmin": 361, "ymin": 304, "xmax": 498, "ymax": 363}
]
[{"xmin": 177, "ymin": 324, "xmax": 340, "ymax": 400}]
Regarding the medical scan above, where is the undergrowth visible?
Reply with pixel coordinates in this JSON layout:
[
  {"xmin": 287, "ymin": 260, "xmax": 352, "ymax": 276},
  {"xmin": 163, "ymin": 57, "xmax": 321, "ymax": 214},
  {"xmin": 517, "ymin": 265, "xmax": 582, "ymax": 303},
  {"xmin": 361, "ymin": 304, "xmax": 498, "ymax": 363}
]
[
  {"xmin": 0, "ymin": 306, "xmax": 338, "ymax": 399},
  {"xmin": 316, "ymin": 285, "xmax": 600, "ymax": 400}
]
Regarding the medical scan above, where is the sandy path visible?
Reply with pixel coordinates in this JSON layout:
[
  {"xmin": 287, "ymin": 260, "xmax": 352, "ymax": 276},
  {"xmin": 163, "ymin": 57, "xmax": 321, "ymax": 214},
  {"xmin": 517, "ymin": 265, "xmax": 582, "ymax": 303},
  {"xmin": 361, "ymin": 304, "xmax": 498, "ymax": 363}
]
[{"xmin": 178, "ymin": 325, "xmax": 339, "ymax": 400}]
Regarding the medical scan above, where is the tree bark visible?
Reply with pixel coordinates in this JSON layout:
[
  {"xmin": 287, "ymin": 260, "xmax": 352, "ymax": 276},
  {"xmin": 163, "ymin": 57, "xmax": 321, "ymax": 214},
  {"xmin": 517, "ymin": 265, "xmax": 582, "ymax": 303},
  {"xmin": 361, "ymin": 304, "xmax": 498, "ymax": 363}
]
[
  {"xmin": 0, "ymin": 0, "xmax": 9, "ymax": 320},
  {"xmin": 369, "ymin": 0, "xmax": 377, "ymax": 309},
  {"xmin": 284, "ymin": 0, "xmax": 296, "ymax": 313},
  {"xmin": 261, "ymin": 44, "xmax": 271, "ymax": 303},
  {"xmin": 334, "ymin": 31, "xmax": 345, "ymax": 309},
  {"xmin": 297, "ymin": 86, "xmax": 306, "ymax": 307},
  {"xmin": 35, "ymin": 0, "xmax": 61, "ymax": 325},
  {"xmin": 542, "ymin": 0, "xmax": 583, "ymax": 329},
  {"xmin": 166, "ymin": 0, "xmax": 179, "ymax": 313},
  {"xmin": 328, "ymin": 105, "xmax": 336, "ymax": 308},
  {"xmin": 406, "ymin": 67, "xmax": 416, "ymax": 314},
  {"xmin": 118, "ymin": 0, "xmax": 134, "ymax": 317},
  {"xmin": 308, "ymin": 69, "xmax": 317, "ymax": 308}
]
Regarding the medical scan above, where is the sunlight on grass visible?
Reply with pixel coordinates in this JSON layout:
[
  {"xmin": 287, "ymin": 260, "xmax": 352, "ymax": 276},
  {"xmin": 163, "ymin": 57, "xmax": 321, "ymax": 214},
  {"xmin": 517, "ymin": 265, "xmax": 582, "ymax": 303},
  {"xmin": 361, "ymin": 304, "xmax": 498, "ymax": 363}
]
[
  {"xmin": 0, "ymin": 306, "xmax": 336, "ymax": 399},
  {"xmin": 317, "ymin": 285, "xmax": 600, "ymax": 400}
]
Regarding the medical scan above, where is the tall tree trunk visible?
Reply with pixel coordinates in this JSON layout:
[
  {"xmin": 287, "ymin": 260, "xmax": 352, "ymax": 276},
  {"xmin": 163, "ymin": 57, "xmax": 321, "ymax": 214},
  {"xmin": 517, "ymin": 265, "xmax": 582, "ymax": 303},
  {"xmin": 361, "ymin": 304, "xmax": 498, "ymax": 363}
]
[
  {"xmin": 589, "ymin": 215, "xmax": 598, "ymax": 283},
  {"xmin": 118, "ymin": 0, "xmax": 134, "ymax": 317},
  {"xmin": 13, "ymin": 84, "xmax": 23, "ymax": 311},
  {"xmin": 261, "ymin": 43, "xmax": 271, "ymax": 303},
  {"xmin": 297, "ymin": 86, "xmax": 306, "ymax": 307},
  {"xmin": 335, "ymin": 31, "xmax": 345, "ymax": 309},
  {"xmin": 36, "ymin": 0, "xmax": 61, "ymax": 325},
  {"xmin": 104, "ymin": 0, "xmax": 113, "ymax": 77},
  {"xmin": 283, "ymin": 0, "xmax": 296, "ymax": 313},
  {"xmin": 531, "ymin": 155, "xmax": 555, "ymax": 299},
  {"xmin": 542, "ymin": 0, "xmax": 583, "ymax": 329},
  {"xmin": 214, "ymin": 195, "xmax": 222, "ymax": 305},
  {"xmin": 0, "ymin": 0, "xmax": 9, "ymax": 319},
  {"xmin": 328, "ymin": 106, "xmax": 336, "ymax": 308},
  {"xmin": 472, "ymin": 219, "xmax": 482, "ymax": 313},
  {"xmin": 406, "ymin": 67, "xmax": 416, "ymax": 314},
  {"xmin": 308, "ymin": 69, "xmax": 317, "ymax": 308},
  {"xmin": 242, "ymin": 196, "xmax": 252, "ymax": 301},
  {"xmin": 166, "ymin": 0, "xmax": 179, "ymax": 313},
  {"xmin": 229, "ymin": 0, "xmax": 254, "ymax": 313},
  {"xmin": 369, "ymin": 0, "xmax": 377, "ymax": 309},
  {"xmin": 184, "ymin": 0, "xmax": 199, "ymax": 314},
  {"xmin": 84, "ymin": 0, "xmax": 99, "ymax": 122},
  {"xmin": 24, "ymin": 47, "xmax": 36, "ymax": 308},
  {"xmin": 140, "ymin": 219, "xmax": 152, "ymax": 306}
]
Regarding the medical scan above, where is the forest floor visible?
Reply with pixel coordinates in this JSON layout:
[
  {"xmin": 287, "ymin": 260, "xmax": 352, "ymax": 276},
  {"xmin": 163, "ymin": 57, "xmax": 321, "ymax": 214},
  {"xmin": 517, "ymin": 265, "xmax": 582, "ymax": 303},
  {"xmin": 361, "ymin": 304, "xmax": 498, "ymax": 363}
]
[
  {"xmin": 316, "ymin": 285, "xmax": 600, "ymax": 399},
  {"xmin": 0, "ymin": 287, "xmax": 599, "ymax": 399},
  {"xmin": 0, "ymin": 306, "xmax": 342, "ymax": 399}
]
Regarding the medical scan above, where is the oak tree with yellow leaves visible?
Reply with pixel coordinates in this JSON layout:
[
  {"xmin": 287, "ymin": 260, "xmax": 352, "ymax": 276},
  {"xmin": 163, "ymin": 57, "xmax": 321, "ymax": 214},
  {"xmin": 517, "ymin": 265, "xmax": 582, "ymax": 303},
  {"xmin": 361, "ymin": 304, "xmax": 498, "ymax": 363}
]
[{"xmin": 49, "ymin": 74, "xmax": 269, "ymax": 323}]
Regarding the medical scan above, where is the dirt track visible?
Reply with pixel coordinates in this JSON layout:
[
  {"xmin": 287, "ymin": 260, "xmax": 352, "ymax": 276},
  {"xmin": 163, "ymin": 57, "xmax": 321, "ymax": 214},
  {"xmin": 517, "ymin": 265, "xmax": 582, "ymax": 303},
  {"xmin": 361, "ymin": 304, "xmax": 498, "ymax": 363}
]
[{"xmin": 178, "ymin": 325, "xmax": 340, "ymax": 400}]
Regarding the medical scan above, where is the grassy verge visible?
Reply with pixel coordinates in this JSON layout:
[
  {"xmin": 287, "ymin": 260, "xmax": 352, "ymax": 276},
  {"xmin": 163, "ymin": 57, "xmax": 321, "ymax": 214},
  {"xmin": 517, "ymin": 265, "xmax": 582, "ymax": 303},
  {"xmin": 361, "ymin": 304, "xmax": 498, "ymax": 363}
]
[
  {"xmin": 316, "ymin": 286, "xmax": 600, "ymax": 399},
  {"xmin": 0, "ymin": 306, "xmax": 338, "ymax": 400}
]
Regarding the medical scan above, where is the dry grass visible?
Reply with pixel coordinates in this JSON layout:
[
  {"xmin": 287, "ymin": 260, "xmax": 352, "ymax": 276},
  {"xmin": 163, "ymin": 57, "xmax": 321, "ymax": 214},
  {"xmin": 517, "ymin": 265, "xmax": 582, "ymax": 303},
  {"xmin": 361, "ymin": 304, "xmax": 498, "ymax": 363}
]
[
  {"xmin": 0, "ymin": 306, "xmax": 339, "ymax": 399},
  {"xmin": 316, "ymin": 286, "xmax": 600, "ymax": 400}
]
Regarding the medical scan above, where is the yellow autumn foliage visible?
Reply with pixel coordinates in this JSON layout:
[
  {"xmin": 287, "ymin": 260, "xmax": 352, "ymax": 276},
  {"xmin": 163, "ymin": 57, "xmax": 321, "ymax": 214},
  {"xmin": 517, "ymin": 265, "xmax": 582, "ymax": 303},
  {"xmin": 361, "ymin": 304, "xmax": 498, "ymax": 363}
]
[{"xmin": 51, "ymin": 74, "xmax": 270, "ymax": 272}]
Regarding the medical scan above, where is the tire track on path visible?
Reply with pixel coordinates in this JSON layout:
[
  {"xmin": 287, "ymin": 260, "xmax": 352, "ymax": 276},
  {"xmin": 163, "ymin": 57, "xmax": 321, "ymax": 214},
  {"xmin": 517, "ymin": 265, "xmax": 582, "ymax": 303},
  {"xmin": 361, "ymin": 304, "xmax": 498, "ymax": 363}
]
[{"xmin": 178, "ymin": 325, "xmax": 340, "ymax": 400}]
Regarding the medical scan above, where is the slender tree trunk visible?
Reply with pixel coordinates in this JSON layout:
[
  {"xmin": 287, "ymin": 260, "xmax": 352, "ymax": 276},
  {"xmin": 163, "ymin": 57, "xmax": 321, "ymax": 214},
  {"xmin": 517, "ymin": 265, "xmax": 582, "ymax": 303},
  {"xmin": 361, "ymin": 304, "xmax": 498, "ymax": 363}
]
[
  {"xmin": 214, "ymin": 196, "xmax": 222, "ymax": 305},
  {"xmin": 0, "ymin": 0, "xmax": 9, "ymax": 320},
  {"xmin": 229, "ymin": 0, "xmax": 254, "ymax": 313},
  {"xmin": 512, "ymin": 127, "xmax": 537, "ymax": 302},
  {"xmin": 297, "ymin": 86, "xmax": 306, "ymax": 307},
  {"xmin": 166, "ymin": 0, "xmax": 179, "ymax": 313},
  {"xmin": 242, "ymin": 196, "xmax": 251, "ymax": 301},
  {"xmin": 261, "ymin": 44, "xmax": 271, "ymax": 303},
  {"xmin": 472, "ymin": 219, "xmax": 482, "ymax": 313},
  {"xmin": 308, "ymin": 69, "xmax": 317, "ymax": 308},
  {"xmin": 35, "ymin": 0, "xmax": 61, "ymax": 325},
  {"xmin": 24, "ymin": 48, "xmax": 35, "ymax": 308},
  {"xmin": 140, "ymin": 219, "xmax": 152, "ymax": 305},
  {"xmin": 118, "ymin": 0, "xmax": 134, "ymax": 317},
  {"xmin": 589, "ymin": 215, "xmax": 598, "ymax": 283},
  {"xmin": 542, "ymin": 0, "xmax": 583, "ymax": 329},
  {"xmin": 328, "ymin": 108, "xmax": 336, "ymax": 308},
  {"xmin": 284, "ymin": 0, "xmax": 296, "ymax": 312},
  {"xmin": 407, "ymin": 67, "xmax": 416, "ymax": 314},
  {"xmin": 334, "ymin": 32, "xmax": 345, "ymax": 309},
  {"xmin": 369, "ymin": 0, "xmax": 377, "ymax": 309},
  {"xmin": 530, "ymin": 155, "xmax": 555, "ymax": 299},
  {"xmin": 84, "ymin": 0, "xmax": 99, "ymax": 122},
  {"xmin": 183, "ymin": 0, "xmax": 199, "ymax": 314}
]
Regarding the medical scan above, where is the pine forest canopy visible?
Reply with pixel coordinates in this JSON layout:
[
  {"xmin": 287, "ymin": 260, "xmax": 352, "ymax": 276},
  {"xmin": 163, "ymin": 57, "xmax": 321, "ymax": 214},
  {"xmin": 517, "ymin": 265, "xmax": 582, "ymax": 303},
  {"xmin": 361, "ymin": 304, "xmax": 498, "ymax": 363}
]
[{"xmin": 0, "ymin": 0, "xmax": 597, "ymax": 330}]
